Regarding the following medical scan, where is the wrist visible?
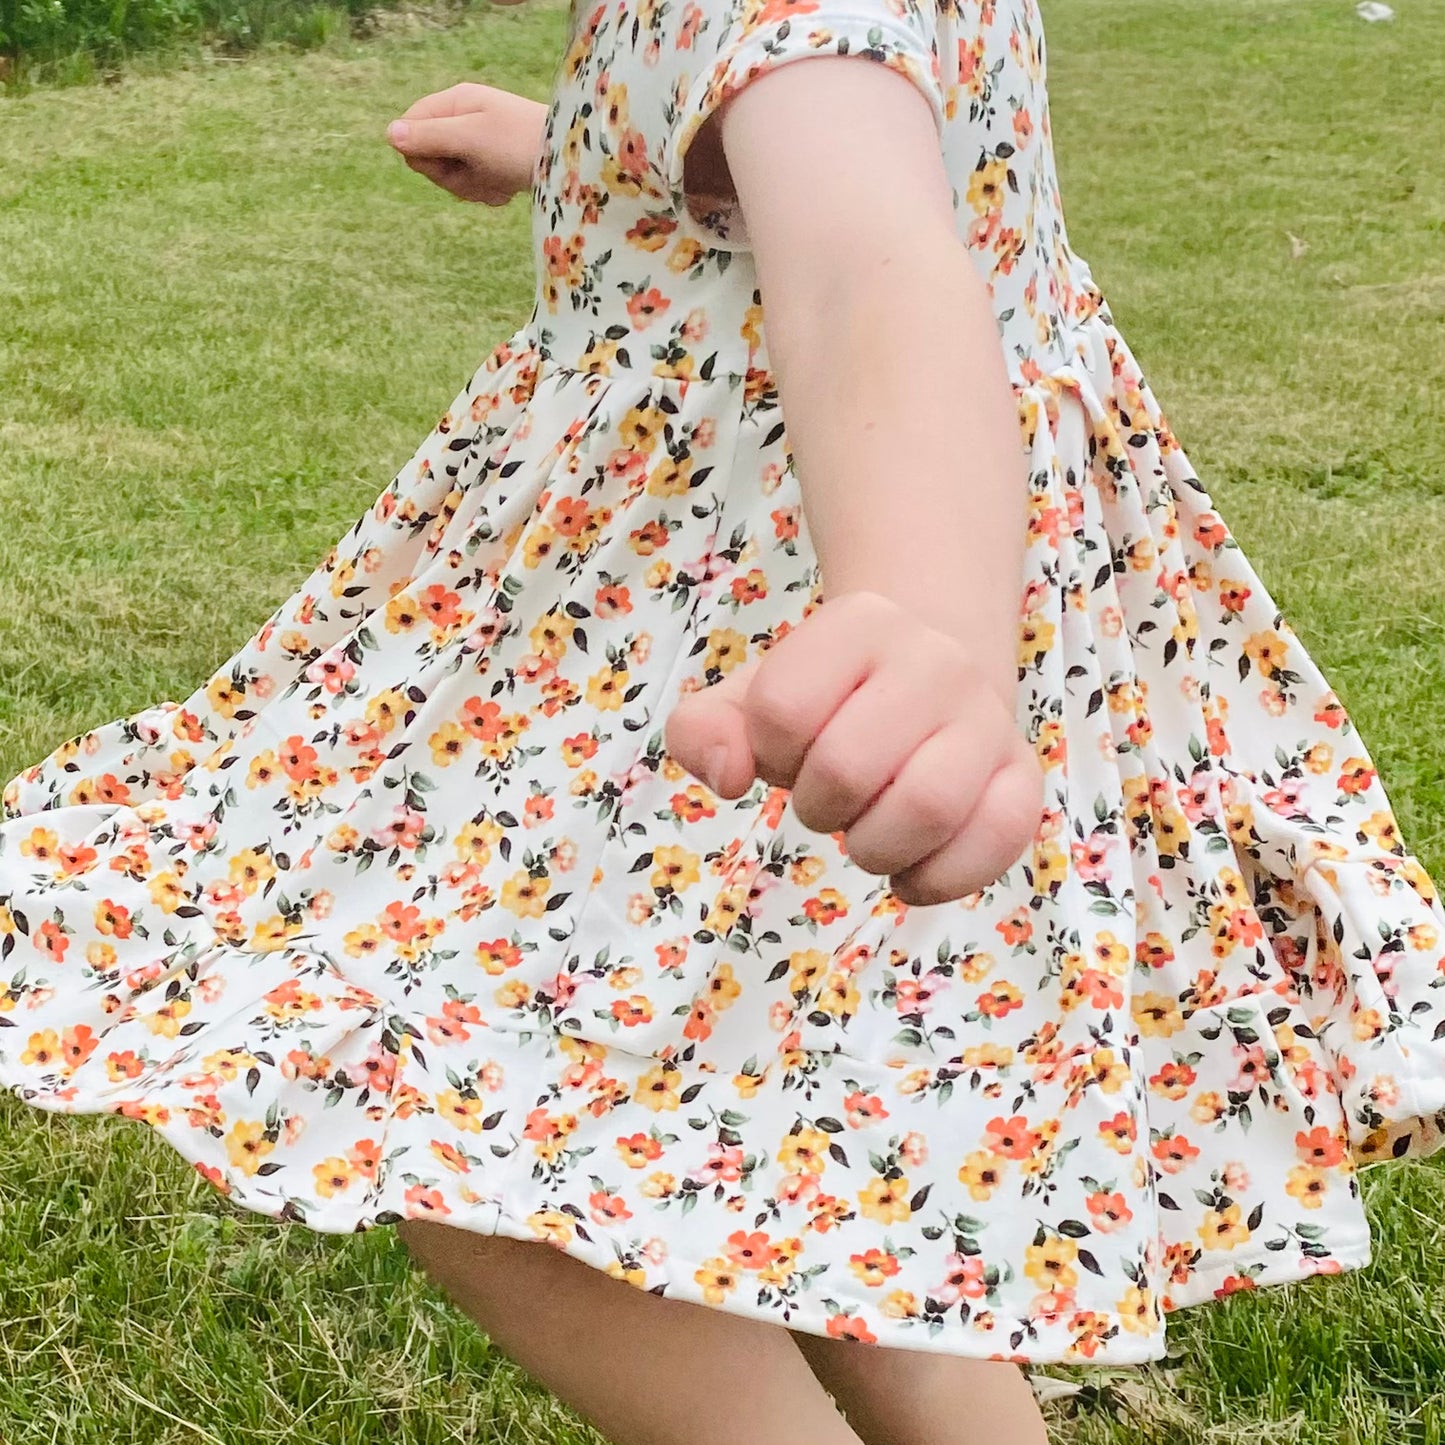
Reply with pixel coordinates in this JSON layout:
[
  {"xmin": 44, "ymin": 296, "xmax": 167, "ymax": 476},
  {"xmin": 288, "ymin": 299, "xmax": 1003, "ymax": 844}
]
[{"xmin": 823, "ymin": 584, "xmax": 1021, "ymax": 711}]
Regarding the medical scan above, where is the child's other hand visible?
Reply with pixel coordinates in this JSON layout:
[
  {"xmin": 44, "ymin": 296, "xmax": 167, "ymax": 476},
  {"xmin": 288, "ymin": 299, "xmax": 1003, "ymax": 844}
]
[
  {"xmin": 387, "ymin": 83, "xmax": 547, "ymax": 205},
  {"xmin": 664, "ymin": 591, "xmax": 1044, "ymax": 908}
]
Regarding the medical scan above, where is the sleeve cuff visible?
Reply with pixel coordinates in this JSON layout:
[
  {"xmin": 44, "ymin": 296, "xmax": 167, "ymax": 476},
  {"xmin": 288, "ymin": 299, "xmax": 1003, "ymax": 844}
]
[{"xmin": 663, "ymin": 9, "xmax": 948, "ymax": 251}]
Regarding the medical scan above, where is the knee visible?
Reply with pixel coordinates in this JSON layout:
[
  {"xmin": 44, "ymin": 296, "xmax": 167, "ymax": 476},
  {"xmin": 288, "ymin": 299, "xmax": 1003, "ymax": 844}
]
[
  {"xmin": 396, "ymin": 1218, "xmax": 528, "ymax": 1284},
  {"xmin": 396, "ymin": 1217, "xmax": 466, "ymax": 1279}
]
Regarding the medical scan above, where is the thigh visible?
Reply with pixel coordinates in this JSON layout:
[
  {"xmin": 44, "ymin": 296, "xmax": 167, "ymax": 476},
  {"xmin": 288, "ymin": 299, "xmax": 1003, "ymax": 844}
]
[{"xmin": 399, "ymin": 1222, "xmax": 865, "ymax": 1445}]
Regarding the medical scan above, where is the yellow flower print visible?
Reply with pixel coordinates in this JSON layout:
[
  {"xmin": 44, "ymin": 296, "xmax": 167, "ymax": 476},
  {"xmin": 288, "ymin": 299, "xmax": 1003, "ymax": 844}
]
[
  {"xmin": 529, "ymin": 610, "xmax": 575, "ymax": 659},
  {"xmin": 1018, "ymin": 613, "xmax": 1055, "ymax": 669},
  {"xmin": 251, "ymin": 915, "xmax": 303, "ymax": 953},
  {"xmin": 523, "ymin": 524, "xmax": 561, "ymax": 570},
  {"xmin": 958, "ymin": 1151, "xmax": 1006, "ymax": 1201},
  {"xmin": 704, "ymin": 883, "xmax": 748, "ymax": 935},
  {"xmin": 1358, "ymin": 812, "xmax": 1401, "ymax": 851},
  {"xmin": 1199, "ymin": 1203, "xmax": 1250, "ymax": 1250},
  {"xmin": 1023, "ymin": 1235, "xmax": 1079, "ymax": 1290},
  {"xmin": 788, "ymin": 949, "xmax": 830, "ymax": 996},
  {"xmin": 230, "ymin": 848, "xmax": 276, "ymax": 896},
  {"xmin": 703, "ymin": 627, "xmax": 748, "ymax": 675},
  {"xmin": 653, "ymin": 843, "xmax": 702, "ymax": 890},
  {"xmin": 619, "ymin": 406, "xmax": 666, "ymax": 453},
  {"xmin": 585, "ymin": 666, "xmax": 630, "ymax": 711},
  {"xmin": 1286, "ymin": 1166, "xmax": 1327, "ymax": 1209},
  {"xmin": 148, "ymin": 870, "xmax": 187, "ymax": 913},
  {"xmin": 817, "ymin": 971, "xmax": 860, "ymax": 1020},
  {"xmin": 708, "ymin": 963, "xmax": 742, "ymax": 1010},
  {"xmin": 666, "ymin": 237, "xmax": 704, "ymax": 273},
  {"xmin": 1091, "ymin": 931, "xmax": 1129, "ymax": 976},
  {"xmin": 882, "ymin": 1290, "xmax": 920, "ymax": 1319},
  {"xmin": 966, "ymin": 157, "xmax": 1009, "ymax": 216},
  {"xmin": 1243, "ymin": 630, "xmax": 1289, "ymax": 678},
  {"xmin": 365, "ymin": 687, "xmax": 406, "ymax": 735},
  {"xmin": 501, "ymin": 870, "xmax": 551, "ymax": 919},
  {"xmin": 646, "ymin": 454, "xmax": 693, "ymax": 498},
  {"xmin": 695, "ymin": 1259, "xmax": 740, "ymax": 1304},
  {"xmin": 20, "ymin": 1030, "xmax": 61, "ymax": 1068},
  {"xmin": 314, "ymin": 1157, "xmax": 358, "ymax": 1198},
  {"xmin": 1132, "ymin": 992, "xmax": 1184, "ymax": 1039},
  {"xmin": 1031, "ymin": 842, "xmax": 1068, "ymax": 893},
  {"xmin": 858, "ymin": 1175, "xmax": 912, "ymax": 1225},
  {"xmin": 383, "ymin": 591, "xmax": 423, "ymax": 634},
  {"xmin": 437, "ymin": 1090, "xmax": 483, "ymax": 1134},
  {"xmin": 635, "ymin": 1063, "xmax": 683, "ymax": 1112},
  {"xmin": 206, "ymin": 674, "xmax": 245, "ymax": 720},
  {"xmin": 343, "ymin": 922, "xmax": 386, "ymax": 960},
  {"xmin": 454, "ymin": 816, "xmax": 504, "ymax": 865},
  {"xmin": 528, "ymin": 1209, "xmax": 576, "ymax": 1245},
  {"xmin": 778, "ymin": 1127, "xmax": 831, "ymax": 1175},
  {"xmin": 429, "ymin": 721, "xmax": 470, "ymax": 767},
  {"xmin": 247, "ymin": 751, "xmax": 280, "ymax": 786},
  {"xmin": 225, "ymin": 1120, "xmax": 274, "ymax": 1177},
  {"xmin": 146, "ymin": 995, "xmax": 192, "ymax": 1038},
  {"xmin": 1116, "ymin": 1285, "xmax": 1156, "ymax": 1336}
]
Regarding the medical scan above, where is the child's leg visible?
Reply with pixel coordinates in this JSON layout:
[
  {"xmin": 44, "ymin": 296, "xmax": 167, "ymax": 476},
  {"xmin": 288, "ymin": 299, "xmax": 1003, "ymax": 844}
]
[
  {"xmin": 397, "ymin": 1221, "xmax": 866, "ymax": 1445},
  {"xmin": 790, "ymin": 1329, "xmax": 1051, "ymax": 1445}
]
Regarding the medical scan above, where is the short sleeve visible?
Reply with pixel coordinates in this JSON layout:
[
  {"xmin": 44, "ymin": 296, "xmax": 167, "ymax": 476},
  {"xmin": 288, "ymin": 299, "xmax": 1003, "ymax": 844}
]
[{"xmin": 659, "ymin": 0, "xmax": 950, "ymax": 251}]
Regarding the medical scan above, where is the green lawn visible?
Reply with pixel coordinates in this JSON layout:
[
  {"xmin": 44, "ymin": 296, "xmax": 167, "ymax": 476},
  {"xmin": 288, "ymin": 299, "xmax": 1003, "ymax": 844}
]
[{"xmin": 2, "ymin": 2, "xmax": 1444, "ymax": 1441}]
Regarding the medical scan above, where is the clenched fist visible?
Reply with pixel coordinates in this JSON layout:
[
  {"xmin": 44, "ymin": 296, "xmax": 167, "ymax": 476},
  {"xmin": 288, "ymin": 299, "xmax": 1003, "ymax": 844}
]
[
  {"xmin": 664, "ymin": 591, "xmax": 1044, "ymax": 907},
  {"xmin": 387, "ymin": 82, "xmax": 548, "ymax": 205}
]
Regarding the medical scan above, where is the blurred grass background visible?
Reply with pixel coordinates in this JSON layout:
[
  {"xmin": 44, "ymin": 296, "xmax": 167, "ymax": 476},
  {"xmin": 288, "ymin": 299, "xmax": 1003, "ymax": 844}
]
[{"xmin": 1, "ymin": 1, "xmax": 1444, "ymax": 1440}]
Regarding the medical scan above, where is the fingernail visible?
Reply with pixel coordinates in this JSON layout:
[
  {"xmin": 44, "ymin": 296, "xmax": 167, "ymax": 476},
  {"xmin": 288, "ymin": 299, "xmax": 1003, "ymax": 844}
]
[
  {"xmin": 388, "ymin": 120, "xmax": 409, "ymax": 144},
  {"xmin": 705, "ymin": 745, "xmax": 730, "ymax": 795}
]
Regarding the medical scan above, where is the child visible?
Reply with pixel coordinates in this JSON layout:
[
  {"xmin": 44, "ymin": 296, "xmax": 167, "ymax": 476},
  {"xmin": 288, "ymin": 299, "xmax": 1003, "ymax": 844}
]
[{"xmin": 4, "ymin": 1, "xmax": 1444, "ymax": 1442}]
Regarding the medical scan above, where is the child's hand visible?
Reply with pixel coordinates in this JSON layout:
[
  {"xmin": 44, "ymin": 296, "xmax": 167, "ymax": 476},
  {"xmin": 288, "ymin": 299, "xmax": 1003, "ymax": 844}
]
[
  {"xmin": 664, "ymin": 592, "xmax": 1043, "ymax": 908},
  {"xmin": 387, "ymin": 83, "xmax": 547, "ymax": 205}
]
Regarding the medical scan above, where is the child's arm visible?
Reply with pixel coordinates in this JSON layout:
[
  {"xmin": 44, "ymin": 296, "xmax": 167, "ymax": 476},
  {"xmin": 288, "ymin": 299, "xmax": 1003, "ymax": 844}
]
[
  {"xmin": 666, "ymin": 59, "xmax": 1042, "ymax": 907},
  {"xmin": 387, "ymin": 83, "xmax": 547, "ymax": 205},
  {"xmin": 719, "ymin": 58, "xmax": 1028, "ymax": 706}
]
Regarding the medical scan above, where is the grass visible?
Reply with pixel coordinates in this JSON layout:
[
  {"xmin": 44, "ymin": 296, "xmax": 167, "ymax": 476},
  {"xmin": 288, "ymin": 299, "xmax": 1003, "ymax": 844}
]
[{"xmin": 0, "ymin": 0, "xmax": 1443, "ymax": 1440}]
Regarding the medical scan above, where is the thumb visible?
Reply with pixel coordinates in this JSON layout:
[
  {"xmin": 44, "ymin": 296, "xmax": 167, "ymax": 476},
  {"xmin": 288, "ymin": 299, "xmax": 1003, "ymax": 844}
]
[
  {"xmin": 664, "ymin": 657, "xmax": 762, "ymax": 800},
  {"xmin": 387, "ymin": 114, "xmax": 472, "ymax": 162}
]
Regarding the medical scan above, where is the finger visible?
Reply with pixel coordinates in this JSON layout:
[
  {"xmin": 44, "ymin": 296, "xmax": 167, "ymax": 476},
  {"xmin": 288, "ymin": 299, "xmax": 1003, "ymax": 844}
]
[
  {"xmin": 387, "ymin": 113, "xmax": 477, "ymax": 163},
  {"xmin": 404, "ymin": 154, "xmax": 462, "ymax": 188},
  {"xmin": 840, "ymin": 720, "xmax": 996, "ymax": 876},
  {"xmin": 664, "ymin": 658, "xmax": 762, "ymax": 800},
  {"xmin": 889, "ymin": 748, "xmax": 1045, "ymax": 906},
  {"xmin": 789, "ymin": 657, "xmax": 957, "ymax": 835},
  {"xmin": 397, "ymin": 81, "xmax": 495, "ymax": 123},
  {"xmin": 740, "ymin": 594, "xmax": 897, "ymax": 788}
]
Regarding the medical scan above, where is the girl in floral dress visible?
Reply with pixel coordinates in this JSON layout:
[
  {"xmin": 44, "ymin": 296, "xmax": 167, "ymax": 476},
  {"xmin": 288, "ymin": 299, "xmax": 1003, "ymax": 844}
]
[{"xmin": 4, "ymin": 1, "xmax": 1445, "ymax": 1441}]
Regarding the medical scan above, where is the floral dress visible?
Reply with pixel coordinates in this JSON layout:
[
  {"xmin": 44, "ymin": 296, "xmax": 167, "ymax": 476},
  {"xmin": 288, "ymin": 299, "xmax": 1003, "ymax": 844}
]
[{"xmin": 3, "ymin": 0, "xmax": 1445, "ymax": 1368}]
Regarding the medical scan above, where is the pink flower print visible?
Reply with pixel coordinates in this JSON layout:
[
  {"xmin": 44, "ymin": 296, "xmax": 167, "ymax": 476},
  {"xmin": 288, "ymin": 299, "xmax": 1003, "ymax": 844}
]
[
  {"xmin": 1261, "ymin": 779, "xmax": 1308, "ymax": 819},
  {"xmin": 1071, "ymin": 833, "xmax": 1113, "ymax": 883},
  {"xmin": 373, "ymin": 804, "xmax": 426, "ymax": 851},
  {"xmin": 691, "ymin": 1142, "xmax": 745, "ymax": 1186},
  {"xmin": 1222, "ymin": 1162, "xmax": 1251, "ymax": 1194},
  {"xmin": 895, "ymin": 974, "xmax": 947, "ymax": 1016},
  {"xmin": 174, "ymin": 816, "xmax": 218, "ymax": 852},
  {"xmin": 777, "ymin": 1172, "xmax": 820, "ymax": 1206},
  {"xmin": 933, "ymin": 1252, "xmax": 988, "ymax": 1305},
  {"xmin": 1230, "ymin": 1040, "xmax": 1272, "ymax": 1093}
]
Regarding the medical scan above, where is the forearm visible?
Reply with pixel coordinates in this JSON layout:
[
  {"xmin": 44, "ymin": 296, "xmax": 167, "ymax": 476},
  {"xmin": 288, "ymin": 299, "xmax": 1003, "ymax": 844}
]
[{"xmin": 766, "ymin": 224, "xmax": 1029, "ymax": 703}]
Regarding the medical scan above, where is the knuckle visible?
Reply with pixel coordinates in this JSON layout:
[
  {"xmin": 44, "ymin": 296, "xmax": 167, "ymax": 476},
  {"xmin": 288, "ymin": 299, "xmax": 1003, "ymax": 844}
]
[
  {"xmin": 804, "ymin": 738, "xmax": 862, "ymax": 796},
  {"xmin": 746, "ymin": 676, "xmax": 800, "ymax": 738},
  {"xmin": 891, "ymin": 870, "xmax": 950, "ymax": 908},
  {"xmin": 894, "ymin": 775, "xmax": 965, "ymax": 834},
  {"xmin": 995, "ymin": 754, "xmax": 1047, "ymax": 834},
  {"xmin": 841, "ymin": 829, "xmax": 896, "ymax": 876}
]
